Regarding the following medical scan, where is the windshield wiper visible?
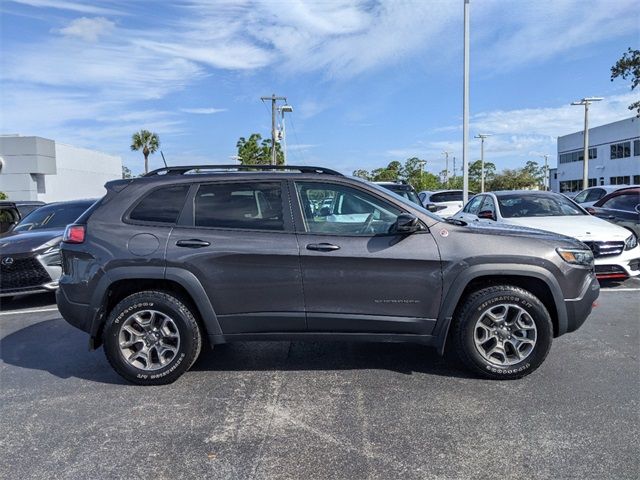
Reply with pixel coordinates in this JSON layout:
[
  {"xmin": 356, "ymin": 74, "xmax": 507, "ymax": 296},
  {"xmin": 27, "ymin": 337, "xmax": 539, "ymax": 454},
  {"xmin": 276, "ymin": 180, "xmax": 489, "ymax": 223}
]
[{"xmin": 445, "ymin": 218, "xmax": 467, "ymax": 226}]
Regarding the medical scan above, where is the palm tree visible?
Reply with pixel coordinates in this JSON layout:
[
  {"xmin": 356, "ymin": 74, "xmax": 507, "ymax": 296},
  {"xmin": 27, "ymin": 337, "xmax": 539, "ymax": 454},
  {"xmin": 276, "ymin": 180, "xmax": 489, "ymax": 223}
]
[{"xmin": 130, "ymin": 130, "xmax": 160, "ymax": 174}]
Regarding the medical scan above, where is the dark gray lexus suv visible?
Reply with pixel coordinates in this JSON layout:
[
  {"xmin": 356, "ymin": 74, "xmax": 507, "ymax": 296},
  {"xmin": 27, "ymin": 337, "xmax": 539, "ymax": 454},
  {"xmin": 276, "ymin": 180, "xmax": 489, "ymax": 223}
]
[{"xmin": 57, "ymin": 165, "xmax": 599, "ymax": 385}]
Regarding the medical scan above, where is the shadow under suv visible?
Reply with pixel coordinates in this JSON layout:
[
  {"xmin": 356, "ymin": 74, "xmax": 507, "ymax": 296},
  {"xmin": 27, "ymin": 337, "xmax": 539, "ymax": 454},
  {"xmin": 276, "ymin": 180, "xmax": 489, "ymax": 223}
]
[{"xmin": 57, "ymin": 165, "xmax": 599, "ymax": 385}]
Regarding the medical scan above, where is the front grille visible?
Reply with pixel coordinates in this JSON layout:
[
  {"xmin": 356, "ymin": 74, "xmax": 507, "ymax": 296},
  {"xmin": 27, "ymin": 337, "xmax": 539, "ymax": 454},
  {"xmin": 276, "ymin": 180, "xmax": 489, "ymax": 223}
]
[
  {"xmin": 582, "ymin": 241, "xmax": 624, "ymax": 258},
  {"xmin": 1, "ymin": 256, "xmax": 51, "ymax": 293},
  {"xmin": 595, "ymin": 264, "xmax": 628, "ymax": 276}
]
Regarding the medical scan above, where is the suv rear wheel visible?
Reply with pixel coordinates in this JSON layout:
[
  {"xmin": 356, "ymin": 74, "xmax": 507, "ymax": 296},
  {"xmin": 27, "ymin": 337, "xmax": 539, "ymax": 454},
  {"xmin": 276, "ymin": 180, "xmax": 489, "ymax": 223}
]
[
  {"xmin": 103, "ymin": 291, "xmax": 202, "ymax": 385},
  {"xmin": 452, "ymin": 285, "xmax": 553, "ymax": 380}
]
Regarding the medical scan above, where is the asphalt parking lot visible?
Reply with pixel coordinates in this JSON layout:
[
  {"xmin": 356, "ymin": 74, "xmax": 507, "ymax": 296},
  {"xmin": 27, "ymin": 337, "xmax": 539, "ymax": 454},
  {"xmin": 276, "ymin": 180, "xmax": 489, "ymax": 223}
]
[{"xmin": 1, "ymin": 279, "xmax": 639, "ymax": 480}]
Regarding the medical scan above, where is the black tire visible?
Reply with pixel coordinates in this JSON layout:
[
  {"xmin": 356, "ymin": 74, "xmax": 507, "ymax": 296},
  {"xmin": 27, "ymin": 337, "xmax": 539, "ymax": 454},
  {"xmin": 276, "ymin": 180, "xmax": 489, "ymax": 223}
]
[
  {"xmin": 103, "ymin": 291, "xmax": 202, "ymax": 385},
  {"xmin": 451, "ymin": 285, "xmax": 553, "ymax": 380}
]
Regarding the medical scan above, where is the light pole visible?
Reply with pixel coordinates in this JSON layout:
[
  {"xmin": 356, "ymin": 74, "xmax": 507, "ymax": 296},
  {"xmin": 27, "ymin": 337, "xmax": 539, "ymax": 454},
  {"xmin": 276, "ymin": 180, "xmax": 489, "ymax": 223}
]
[
  {"xmin": 417, "ymin": 160, "xmax": 427, "ymax": 189},
  {"xmin": 261, "ymin": 94, "xmax": 287, "ymax": 165},
  {"xmin": 539, "ymin": 154, "xmax": 549, "ymax": 191},
  {"xmin": 474, "ymin": 134, "xmax": 491, "ymax": 192},
  {"xmin": 442, "ymin": 151, "xmax": 451, "ymax": 187},
  {"xmin": 571, "ymin": 97, "xmax": 602, "ymax": 190},
  {"xmin": 462, "ymin": 0, "xmax": 470, "ymax": 204},
  {"xmin": 278, "ymin": 104, "xmax": 293, "ymax": 165}
]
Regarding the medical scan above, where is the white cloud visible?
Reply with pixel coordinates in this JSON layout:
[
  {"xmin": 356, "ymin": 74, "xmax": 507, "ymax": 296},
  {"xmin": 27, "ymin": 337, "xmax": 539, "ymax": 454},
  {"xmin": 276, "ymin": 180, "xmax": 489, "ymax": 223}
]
[
  {"xmin": 9, "ymin": 0, "xmax": 124, "ymax": 16},
  {"xmin": 180, "ymin": 107, "xmax": 227, "ymax": 114},
  {"xmin": 57, "ymin": 16, "xmax": 115, "ymax": 42}
]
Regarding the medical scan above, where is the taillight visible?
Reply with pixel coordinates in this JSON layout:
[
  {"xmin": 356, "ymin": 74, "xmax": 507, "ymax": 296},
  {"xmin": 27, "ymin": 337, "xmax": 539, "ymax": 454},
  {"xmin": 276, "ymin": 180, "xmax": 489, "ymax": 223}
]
[{"xmin": 63, "ymin": 224, "xmax": 86, "ymax": 243}]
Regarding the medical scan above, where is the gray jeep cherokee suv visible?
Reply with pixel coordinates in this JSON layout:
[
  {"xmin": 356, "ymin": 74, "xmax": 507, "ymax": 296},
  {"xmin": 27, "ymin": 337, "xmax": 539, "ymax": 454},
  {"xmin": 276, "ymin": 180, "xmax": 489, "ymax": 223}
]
[{"xmin": 57, "ymin": 165, "xmax": 599, "ymax": 385}]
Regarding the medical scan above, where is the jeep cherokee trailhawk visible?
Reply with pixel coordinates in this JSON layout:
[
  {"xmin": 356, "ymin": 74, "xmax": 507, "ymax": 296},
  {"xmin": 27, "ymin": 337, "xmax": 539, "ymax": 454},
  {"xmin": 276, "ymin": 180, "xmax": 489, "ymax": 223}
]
[{"xmin": 57, "ymin": 165, "xmax": 599, "ymax": 385}]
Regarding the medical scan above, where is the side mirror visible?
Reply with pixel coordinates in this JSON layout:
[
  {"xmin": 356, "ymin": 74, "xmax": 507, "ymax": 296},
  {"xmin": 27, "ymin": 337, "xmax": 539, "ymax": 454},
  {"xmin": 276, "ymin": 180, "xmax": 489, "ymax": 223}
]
[
  {"xmin": 585, "ymin": 207, "xmax": 596, "ymax": 215},
  {"xmin": 425, "ymin": 203, "xmax": 438, "ymax": 212},
  {"xmin": 477, "ymin": 210, "xmax": 496, "ymax": 220},
  {"xmin": 390, "ymin": 213, "xmax": 421, "ymax": 234}
]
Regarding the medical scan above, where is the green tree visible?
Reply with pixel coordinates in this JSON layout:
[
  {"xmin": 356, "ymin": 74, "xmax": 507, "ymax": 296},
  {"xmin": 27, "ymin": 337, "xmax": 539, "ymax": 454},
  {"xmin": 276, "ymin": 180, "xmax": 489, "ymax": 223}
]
[
  {"xmin": 122, "ymin": 165, "xmax": 133, "ymax": 179},
  {"xmin": 130, "ymin": 130, "xmax": 160, "ymax": 174},
  {"xmin": 468, "ymin": 160, "xmax": 496, "ymax": 192},
  {"xmin": 352, "ymin": 169, "xmax": 372, "ymax": 180},
  {"xmin": 0, "ymin": 191, "xmax": 7, "ymax": 200},
  {"xmin": 236, "ymin": 133, "xmax": 284, "ymax": 165},
  {"xmin": 611, "ymin": 47, "xmax": 640, "ymax": 115}
]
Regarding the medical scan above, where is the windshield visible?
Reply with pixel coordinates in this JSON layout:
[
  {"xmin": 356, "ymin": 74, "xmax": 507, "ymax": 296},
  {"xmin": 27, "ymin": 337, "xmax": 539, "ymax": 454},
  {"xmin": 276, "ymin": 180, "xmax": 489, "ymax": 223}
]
[
  {"xmin": 497, "ymin": 193, "xmax": 586, "ymax": 218},
  {"xmin": 14, "ymin": 202, "xmax": 93, "ymax": 232},
  {"xmin": 380, "ymin": 185, "xmax": 421, "ymax": 205}
]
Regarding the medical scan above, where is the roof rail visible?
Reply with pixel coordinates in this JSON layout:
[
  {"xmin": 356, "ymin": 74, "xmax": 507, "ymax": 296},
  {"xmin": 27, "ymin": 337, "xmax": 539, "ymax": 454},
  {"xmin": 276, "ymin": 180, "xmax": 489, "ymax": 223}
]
[{"xmin": 143, "ymin": 164, "xmax": 343, "ymax": 177}]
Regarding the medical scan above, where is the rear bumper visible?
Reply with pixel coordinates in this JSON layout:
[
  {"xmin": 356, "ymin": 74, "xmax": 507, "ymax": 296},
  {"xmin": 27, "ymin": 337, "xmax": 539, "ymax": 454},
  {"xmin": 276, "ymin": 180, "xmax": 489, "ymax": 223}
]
[
  {"xmin": 563, "ymin": 274, "xmax": 599, "ymax": 334},
  {"xmin": 56, "ymin": 286, "xmax": 94, "ymax": 334}
]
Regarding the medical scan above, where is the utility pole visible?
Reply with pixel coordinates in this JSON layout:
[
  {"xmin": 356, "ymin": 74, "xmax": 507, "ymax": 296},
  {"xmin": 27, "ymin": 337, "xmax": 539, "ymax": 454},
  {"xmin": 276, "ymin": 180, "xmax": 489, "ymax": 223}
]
[
  {"xmin": 261, "ymin": 94, "xmax": 287, "ymax": 165},
  {"xmin": 474, "ymin": 134, "xmax": 491, "ymax": 192},
  {"xmin": 417, "ymin": 160, "xmax": 427, "ymax": 189},
  {"xmin": 277, "ymin": 104, "xmax": 293, "ymax": 165},
  {"xmin": 452, "ymin": 157, "xmax": 456, "ymax": 180},
  {"xmin": 571, "ymin": 97, "xmax": 602, "ymax": 190},
  {"xmin": 540, "ymin": 154, "xmax": 549, "ymax": 191},
  {"xmin": 442, "ymin": 151, "xmax": 451, "ymax": 187},
  {"xmin": 462, "ymin": 0, "xmax": 470, "ymax": 204}
]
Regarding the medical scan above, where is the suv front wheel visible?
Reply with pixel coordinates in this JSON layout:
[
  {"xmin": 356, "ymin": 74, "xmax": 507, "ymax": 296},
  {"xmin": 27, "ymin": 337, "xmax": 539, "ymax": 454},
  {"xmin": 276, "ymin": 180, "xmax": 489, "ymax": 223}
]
[
  {"xmin": 103, "ymin": 291, "xmax": 202, "ymax": 385},
  {"xmin": 452, "ymin": 285, "xmax": 553, "ymax": 380}
]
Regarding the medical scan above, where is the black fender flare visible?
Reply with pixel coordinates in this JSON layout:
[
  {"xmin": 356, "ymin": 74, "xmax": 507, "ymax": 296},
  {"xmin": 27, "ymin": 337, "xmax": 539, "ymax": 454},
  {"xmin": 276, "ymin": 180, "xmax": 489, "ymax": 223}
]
[
  {"xmin": 88, "ymin": 266, "xmax": 222, "ymax": 341},
  {"xmin": 433, "ymin": 264, "xmax": 568, "ymax": 354}
]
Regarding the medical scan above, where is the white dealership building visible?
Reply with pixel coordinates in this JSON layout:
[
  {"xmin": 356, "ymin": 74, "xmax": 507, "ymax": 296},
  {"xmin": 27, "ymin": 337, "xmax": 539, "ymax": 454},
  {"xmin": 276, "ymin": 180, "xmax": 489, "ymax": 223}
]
[
  {"xmin": 551, "ymin": 117, "xmax": 640, "ymax": 193},
  {"xmin": 0, "ymin": 135, "xmax": 122, "ymax": 202}
]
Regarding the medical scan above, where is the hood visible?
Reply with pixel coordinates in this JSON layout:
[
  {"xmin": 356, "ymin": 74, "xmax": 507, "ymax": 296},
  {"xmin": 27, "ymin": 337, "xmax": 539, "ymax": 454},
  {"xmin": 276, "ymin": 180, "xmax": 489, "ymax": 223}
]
[
  {"xmin": 0, "ymin": 229, "xmax": 63, "ymax": 255},
  {"xmin": 503, "ymin": 215, "xmax": 631, "ymax": 242},
  {"xmin": 450, "ymin": 219, "xmax": 583, "ymax": 246}
]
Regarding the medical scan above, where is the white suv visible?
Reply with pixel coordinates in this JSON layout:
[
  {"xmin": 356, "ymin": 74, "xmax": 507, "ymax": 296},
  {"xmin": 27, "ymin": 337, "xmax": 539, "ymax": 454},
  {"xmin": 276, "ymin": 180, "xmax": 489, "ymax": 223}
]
[
  {"xmin": 452, "ymin": 190, "xmax": 640, "ymax": 280},
  {"xmin": 419, "ymin": 190, "xmax": 475, "ymax": 218}
]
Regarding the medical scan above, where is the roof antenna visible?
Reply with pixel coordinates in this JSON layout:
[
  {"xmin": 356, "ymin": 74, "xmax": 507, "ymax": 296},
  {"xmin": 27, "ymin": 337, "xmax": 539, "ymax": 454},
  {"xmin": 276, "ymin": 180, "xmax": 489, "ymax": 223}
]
[{"xmin": 160, "ymin": 151, "xmax": 168, "ymax": 168}]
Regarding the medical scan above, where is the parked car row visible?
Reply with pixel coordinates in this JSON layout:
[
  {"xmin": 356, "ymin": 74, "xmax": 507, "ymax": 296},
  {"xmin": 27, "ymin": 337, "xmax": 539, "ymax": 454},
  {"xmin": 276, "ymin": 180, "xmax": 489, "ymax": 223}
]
[
  {"xmin": 0, "ymin": 200, "xmax": 95, "ymax": 299},
  {"xmin": 452, "ymin": 188, "xmax": 640, "ymax": 280}
]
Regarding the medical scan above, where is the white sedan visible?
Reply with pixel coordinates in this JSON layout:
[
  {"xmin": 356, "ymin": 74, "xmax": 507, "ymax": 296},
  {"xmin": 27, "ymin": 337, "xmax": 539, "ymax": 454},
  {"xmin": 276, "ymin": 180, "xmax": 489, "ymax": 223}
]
[{"xmin": 452, "ymin": 190, "xmax": 640, "ymax": 280}]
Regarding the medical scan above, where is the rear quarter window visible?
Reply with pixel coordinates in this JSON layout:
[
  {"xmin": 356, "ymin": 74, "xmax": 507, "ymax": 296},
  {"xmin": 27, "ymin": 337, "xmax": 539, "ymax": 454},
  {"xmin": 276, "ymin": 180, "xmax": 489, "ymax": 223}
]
[{"xmin": 129, "ymin": 185, "xmax": 190, "ymax": 224}]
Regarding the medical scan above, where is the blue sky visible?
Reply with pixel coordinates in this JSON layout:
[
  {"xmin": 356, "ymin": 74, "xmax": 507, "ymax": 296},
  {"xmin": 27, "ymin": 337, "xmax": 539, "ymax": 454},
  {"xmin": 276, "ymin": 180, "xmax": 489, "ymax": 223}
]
[{"xmin": 1, "ymin": 0, "xmax": 638, "ymax": 176}]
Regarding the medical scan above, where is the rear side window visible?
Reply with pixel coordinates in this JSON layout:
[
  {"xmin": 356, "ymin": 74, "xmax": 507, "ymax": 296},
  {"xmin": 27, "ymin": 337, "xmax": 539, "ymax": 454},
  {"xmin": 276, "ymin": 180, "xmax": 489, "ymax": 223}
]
[
  {"xmin": 129, "ymin": 185, "xmax": 189, "ymax": 224},
  {"xmin": 601, "ymin": 192, "xmax": 640, "ymax": 212},
  {"xmin": 194, "ymin": 182, "xmax": 284, "ymax": 231}
]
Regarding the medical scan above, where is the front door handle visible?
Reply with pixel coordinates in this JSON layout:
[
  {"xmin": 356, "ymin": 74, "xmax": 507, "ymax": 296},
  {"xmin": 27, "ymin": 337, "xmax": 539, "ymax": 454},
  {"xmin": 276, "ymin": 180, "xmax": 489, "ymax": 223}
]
[
  {"xmin": 306, "ymin": 243, "xmax": 340, "ymax": 252},
  {"xmin": 176, "ymin": 239, "xmax": 211, "ymax": 248}
]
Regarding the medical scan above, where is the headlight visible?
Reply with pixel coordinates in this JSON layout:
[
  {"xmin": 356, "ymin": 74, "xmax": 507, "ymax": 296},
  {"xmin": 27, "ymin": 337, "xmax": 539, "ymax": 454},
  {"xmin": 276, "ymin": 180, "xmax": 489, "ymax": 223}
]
[
  {"xmin": 557, "ymin": 247, "xmax": 594, "ymax": 267},
  {"xmin": 624, "ymin": 233, "xmax": 638, "ymax": 250}
]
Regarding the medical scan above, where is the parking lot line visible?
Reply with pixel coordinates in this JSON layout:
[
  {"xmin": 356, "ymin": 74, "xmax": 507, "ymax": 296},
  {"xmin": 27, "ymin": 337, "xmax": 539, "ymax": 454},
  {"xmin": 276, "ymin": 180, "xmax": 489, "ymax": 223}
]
[
  {"xmin": 600, "ymin": 287, "xmax": 640, "ymax": 292},
  {"xmin": 0, "ymin": 306, "xmax": 59, "ymax": 316}
]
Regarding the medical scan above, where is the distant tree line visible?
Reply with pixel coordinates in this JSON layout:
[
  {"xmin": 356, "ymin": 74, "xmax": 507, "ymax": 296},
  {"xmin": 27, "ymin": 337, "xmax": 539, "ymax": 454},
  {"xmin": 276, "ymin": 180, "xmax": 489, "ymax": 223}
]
[{"xmin": 354, "ymin": 157, "xmax": 547, "ymax": 192}]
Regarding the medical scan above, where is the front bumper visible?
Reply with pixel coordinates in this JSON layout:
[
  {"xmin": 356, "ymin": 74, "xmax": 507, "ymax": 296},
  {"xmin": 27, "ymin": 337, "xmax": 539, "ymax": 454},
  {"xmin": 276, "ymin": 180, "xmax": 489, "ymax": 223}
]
[
  {"xmin": 593, "ymin": 245, "xmax": 640, "ymax": 279},
  {"xmin": 0, "ymin": 252, "xmax": 60, "ymax": 297},
  {"xmin": 564, "ymin": 274, "xmax": 600, "ymax": 334}
]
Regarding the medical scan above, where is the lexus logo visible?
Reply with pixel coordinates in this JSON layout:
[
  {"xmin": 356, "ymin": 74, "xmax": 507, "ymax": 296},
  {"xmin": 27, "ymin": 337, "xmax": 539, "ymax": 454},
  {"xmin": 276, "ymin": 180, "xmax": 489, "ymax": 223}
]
[{"xmin": 1, "ymin": 257, "xmax": 14, "ymax": 266}]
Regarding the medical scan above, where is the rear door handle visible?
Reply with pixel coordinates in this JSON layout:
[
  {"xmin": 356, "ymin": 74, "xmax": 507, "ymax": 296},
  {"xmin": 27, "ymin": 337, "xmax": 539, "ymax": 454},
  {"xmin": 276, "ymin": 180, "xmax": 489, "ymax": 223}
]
[
  {"xmin": 176, "ymin": 239, "xmax": 211, "ymax": 248},
  {"xmin": 306, "ymin": 243, "xmax": 340, "ymax": 252}
]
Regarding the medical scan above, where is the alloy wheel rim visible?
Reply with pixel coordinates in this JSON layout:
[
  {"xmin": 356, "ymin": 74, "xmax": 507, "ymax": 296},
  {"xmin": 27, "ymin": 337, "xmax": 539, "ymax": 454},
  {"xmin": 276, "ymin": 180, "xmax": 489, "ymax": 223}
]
[
  {"xmin": 473, "ymin": 303, "xmax": 537, "ymax": 366},
  {"xmin": 118, "ymin": 310, "xmax": 181, "ymax": 371}
]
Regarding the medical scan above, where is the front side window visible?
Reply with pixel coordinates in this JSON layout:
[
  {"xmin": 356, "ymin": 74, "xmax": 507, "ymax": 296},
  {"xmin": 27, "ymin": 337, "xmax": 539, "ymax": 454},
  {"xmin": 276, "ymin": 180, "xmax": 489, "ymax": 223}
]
[
  {"xmin": 129, "ymin": 185, "xmax": 189, "ymax": 224},
  {"xmin": 602, "ymin": 192, "xmax": 640, "ymax": 212},
  {"xmin": 194, "ymin": 182, "xmax": 284, "ymax": 231},
  {"xmin": 465, "ymin": 195, "xmax": 484, "ymax": 215},
  {"xmin": 296, "ymin": 182, "xmax": 402, "ymax": 235}
]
